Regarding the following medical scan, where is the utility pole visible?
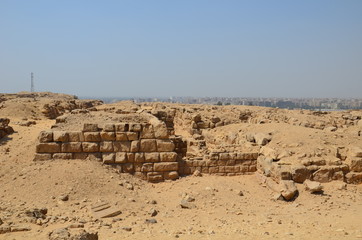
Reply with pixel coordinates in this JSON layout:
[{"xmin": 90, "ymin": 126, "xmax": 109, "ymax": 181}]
[{"xmin": 31, "ymin": 72, "xmax": 34, "ymax": 92}]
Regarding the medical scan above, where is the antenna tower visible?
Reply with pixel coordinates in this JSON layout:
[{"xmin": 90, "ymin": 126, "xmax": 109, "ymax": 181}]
[{"xmin": 31, "ymin": 72, "xmax": 34, "ymax": 92}]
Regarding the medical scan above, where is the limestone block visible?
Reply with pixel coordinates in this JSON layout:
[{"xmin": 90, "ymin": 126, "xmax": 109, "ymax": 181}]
[
  {"xmin": 73, "ymin": 153, "xmax": 88, "ymax": 160},
  {"xmin": 134, "ymin": 153, "xmax": 145, "ymax": 163},
  {"xmin": 126, "ymin": 132, "xmax": 138, "ymax": 141},
  {"xmin": 291, "ymin": 164, "xmax": 311, "ymax": 183},
  {"xmin": 134, "ymin": 163, "xmax": 142, "ymax": 172},
  {"xmin": 82, "ymin": 142, "xmax": 99, "ymax": 152},
  {"xmin": 226, "ymin": 160, "xmax": 236, "ymax": 166},
  {"xmin": 279, "ymin": 180, "xmax": 298, "ymax": 201},
  {"xmin": 350, "ymin": 158, "xmax": 362, "ymax": 172},
  {"xmin": 87, "ymin": 153, "xmax": 102, "ymax": 161},
  {"xmin": 84, "ymin": 132, "xmax": 101, "ymax": 142},
  {"xmin": 130, "ymin": 141, "xmax": 140, "ymax": 152},
  {"xmin": 312, "ymin": 166, "xmax": 334, "ymax": 183},
  {"xmin": 140, "ymin": 124, "xmax": 155, "ymax": 139},
  {"xmin": 53, "ymin": 131, "xmax": 69, "ymax": 142},
  {"xmin": 130, "ymin": 123, "xmax": 142, "ymax": 132},
  {"xmin": 104, "ymin": 124, "xmax": 115, "ymax": 132},
  {"xmin": 62, "ymin": 142, "xmax": 82, "ymax": 153},
  {"xmin": 53, "ymin": 153, "xmax": 73, "ymax": 159},
  {"xmin": 154, "ymin": 162, "xmax": 178, "ymax": 171},
  {"xmin": 116, "ymin": 132, "xmax": 128, "ymax": 141},
  {"xmin": 36, "ymin": 143, "xmax": 61, "ymax": 153},
  {"xmin": 225, "ymin": 166, "xmax": 235, "ymax": 173},
  {"xmin": 115, "ymin": 123, "xmax": 128, "ymax": 132},
  {"xmin": 345, "ymin": 172, "xmax": 362, "ymax": 184},
  {"xmin": 145, "ymin": 152, "xmax": 160, "ymax": 162},
  {"xmin": 123, "ymin": 163, "xmax": 134, "ymax": 173},
  {"xmin": 209, "ymin": 166, "xmax": 219, "ymax": 174},
  {"xmin": 83, "ymin": 123, "xmax": 99, "ymax": 132},
  {"xmin": 68, "ymin": 131, "xmax": 83, "ymax": 142},
  {"xmin": 209, "ymin": 152, "xmax": 219, "ymax": 160},
  {"xmin": 38, "ymin": 131, "xmax": 53, "ymax": 143},
  {"xmin": 154, "ymin": 125, "xmax": 169, "ymax": 139},
  {"xmin": 304, "ymin": 179, "xmax": 323, "ymax": 193},
  {"xmin": 164, "ymin": 171, "xmax": 179, "ymax": 180},
  {"xmin": 141, "ymin": 163, "xmax": 154, "ymax": 172},
  {"xmin": 219, "ymin": 153, "xmax": 230, "ymax": 160},
  {"xmin": 160, "ymin": 152, "xmax": 177, "ymax": 162},
  {"xmin": 33, "ymin": 153, "xmax": 52, "ymax": 161},
  {"xmin": 127, "ymin": 153, "xmax": 135, "ymax": 162},
  {"xmin": 102, "ymin": 153, "xmax": 115, "ymax": 164},
  {"xmin": 115, "ymin": 152, "xmax": 127, "ymax": 163},
  {"xmin": 140, "ymin": 139, "xmax": 157, "ymax": 152},
  {"xmin": 113, "ymin": 141, "xmax": 131, "ymax": 152},
  {"xmin": 100, "ymin": 141, "xmax": 114, "ymax": 152},
  {"xmin": 147, "ymin": 172, "xmax": 163, "ymax": 182},
  {"xmin": 100, "ymin": 132, "xmax": 116, "ymax": 141},
  {"xmin": 157, "ymin": 140, "xmax": 175, "ymax": 152}
]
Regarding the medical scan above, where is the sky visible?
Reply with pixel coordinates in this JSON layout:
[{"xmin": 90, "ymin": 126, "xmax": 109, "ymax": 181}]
[{"xmin": 1, "ymin": 0, "xmax": 361, "ymax": 98}]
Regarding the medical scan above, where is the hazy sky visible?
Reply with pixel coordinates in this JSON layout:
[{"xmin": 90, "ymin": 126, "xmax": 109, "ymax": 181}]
[{"xmin": 1, "ymin": 1, "xmax": 361, "ymax": 98}]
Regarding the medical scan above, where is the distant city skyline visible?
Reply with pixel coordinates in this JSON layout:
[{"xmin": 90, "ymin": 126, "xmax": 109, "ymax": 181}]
[{"xmin": 1, "ymin": 1, "xmax": 362, "ymax": 98}]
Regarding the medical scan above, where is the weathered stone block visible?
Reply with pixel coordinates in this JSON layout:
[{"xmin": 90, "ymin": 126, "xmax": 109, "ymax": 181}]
[
  {"xmin": 210, "ymin": 152, "xmax": 219, "ymax": 160},
  {"xmin": 68, "ymin": 131, "xmax": 83, "ymax": 142},
  {"xmin": 154, "ymin": 162, "xmax": 178, "ymax": 171},
  {"xmin": 209, "ymin": 166, "xmax": 219, "ymax": 174},
  {"xmin": 134, "ymin": 163, "xmax": 142, "ymax": 172},
  {"xmin": 123, "ymin": 163, "xmax": 134, "ymax": 173},
  {"xmin": 53, "ymin": 131, "xmax": 69, "ymax": 142},
  {"xmin": 141, "ymin": 163, "xmax": 153, "ymax": 172},
  {"xmin": 130, "ymin": 123, "xmax": 142, "ymax": 132},
  {"xmin": 115, "ymin": 152, "xmax": 127, "ymax": 163},
  {"xmin": 33, "ymin": 153, "xmax": 52, "ymax": 161},
  {"xmin": 140, "ymin": 124, "xmax": 155, "ymax": 139},
  {"xmin": 127, "ymin": 153, "xmax": 135, "ymax": 162},
  {"xmin": 345, "ymin": 172, "xmax": 362, "ymax": 184},
  {"xmin": 83, "ymin": 123, "xmax": 99, "ymax": 132},
  {"xmin": 145, "ymin": 152, "xmax": 160, "ymax": 162},
  {"xmin": 100, "ymin": 132, "xmax": 116, "ymax": 141},
  {"xmin": 157, "ymin": 140, "xmax": 175, "ymax": 152},
  {"xmin": 164, "ymin": 171, "xmax": 179, "ymax": 180},
  {"xmin": 82, "ymin": 142, "xmax": 99, "ymax": 152},
  {"xmin": 160, "ymin": 152, "xmax": 177, "ymax": 162},
  {"xmin": 102, "ymin": 153, "xmax": 115, "ymax": 164},
  {"xmin": 116, "ymin": 132, "xmax": 128, "ymax": 141},
  {"xmin": 130, "ymin": 141, "xmax": 139, "ymax": 152},
  {"xmin": 291, "ymin": 165, "xmax": 311, "ymax": 183},
  {"xmin": 53, "ymin": 153, "xmax": 73, "ymax": 159},
  {"xmin": 73, "ymin": 153, "xmax": 88, "ymax": 160},
  {"xmin": 38, "ymin": 131, "xmax": 53, "ymax": 143},
  {"xmin": 147, "ymin": 172, "xmax": 163, "ymax": 182},
  {"xmin": 87, "ymin": 153, "xmax": 102, "ymax": 161},
  {"xmin": 84, "ymin": 132, "xmax": 101, "ymax": 142},
  {"xmin": 36, "ymin": 143, "xmax": 61, "ymax": 153},
  {"xmin": 104, "ymin": 124, "xmax": 115, "ymax": 132},
  {"xmin": 115, "ymin": 123, "xmax": 128, "ymax": 132},
  {"xmin": 135, "ymin": 152, "xmax": 145, "ymax": 163},
  {"xmin": 140, "ymin": 139, "xmax": 157, "ymax": 152},
  {"xmin": 100, "ymin": 141, "xmax": 114, "ymax": 152},
  {"xmin": 113, "ymin": 141, "xmax": 131, "ymax": 152},
  {"xmin": 126, "ymin": 132, "xmax": 138, "ymax": 141},
  {"xmin": 62, "ymin": 142, "xmax": 82, "ymax": 153},
  {"xmin": 219, "ymin": 153, "xmax": 230, "ymax": 160},
  {"xmin": 350, "ymin": 158, "xmax": 362, "ymax": 172}
]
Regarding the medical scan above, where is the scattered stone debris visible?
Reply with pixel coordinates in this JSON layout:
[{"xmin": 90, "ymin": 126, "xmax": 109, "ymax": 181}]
[
  {"xmin": 49, "ymin": 228, "xmax": 98, "ymax": 240},
  {"xmin": 304, "ymin": 180, "xmax": 323, "ymax": 193},
  {"xmin": 25, "ymin": 208, "xmax": 48, "ymax": 219},
  {"xmin": 145, "ymin": 218, "xmax": 157, "ymax": 224}
]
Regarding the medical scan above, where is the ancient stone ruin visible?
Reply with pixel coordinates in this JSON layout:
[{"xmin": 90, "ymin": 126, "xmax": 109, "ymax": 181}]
[{"xmin": 0, "ymin": 118, "xmax": 14, "ymax": 140}]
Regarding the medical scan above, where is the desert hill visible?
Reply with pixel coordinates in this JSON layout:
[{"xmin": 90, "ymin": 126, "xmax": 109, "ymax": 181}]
[{"xmin": 0, "ymin": 92, "xmax": 361, "ymax": 240}]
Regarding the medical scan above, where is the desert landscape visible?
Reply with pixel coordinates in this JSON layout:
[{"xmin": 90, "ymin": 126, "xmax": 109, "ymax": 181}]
[{"xmin": 0, "ymin": 92, "xmax": 361, "ymax": 240}]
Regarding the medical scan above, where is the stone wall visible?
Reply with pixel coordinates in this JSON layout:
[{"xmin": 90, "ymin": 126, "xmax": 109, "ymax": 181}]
[
  {"xmin": 34, "ymin": 122, "xmax": 259, "ymax": 182},
  {"xmin": 35, "ymin": 123, "xmax": 179, "ymax": 182}
]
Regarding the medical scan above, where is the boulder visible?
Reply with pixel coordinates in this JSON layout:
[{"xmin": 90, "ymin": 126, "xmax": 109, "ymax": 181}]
[
  {"xmin": 279, "ymin": 180, "xmax": 298, "ymax": 201},
  {"xmin": 254, "ymin": 133, "xmax": 272, "ymax": 146},
  {"xmin": 304, "ymin": 180, "xmax": 323, "ymax": 193}
]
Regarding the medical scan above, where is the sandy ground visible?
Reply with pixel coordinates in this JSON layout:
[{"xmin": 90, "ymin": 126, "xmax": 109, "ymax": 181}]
[{"xmin": 0, "ymin": 94, "xmax": 361, "ymax": 239}]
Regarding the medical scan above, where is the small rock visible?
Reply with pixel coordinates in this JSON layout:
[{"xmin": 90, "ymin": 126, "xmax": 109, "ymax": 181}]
[
  {"xmin": 149, "ymin": 208, "xmax": 158, "ymax": 217},
  {"xmin": 59, "ymin": 195, "xmax": 69, "ymax": 201},
  {"xmin": 145, "ymin": 218, "xmax": 157, "ymax": 224},
  {"xmin": 122, "ymin": 227, "xmax": 132, "ymax": 232},
  {"xmin": 304, "ymin": 180, "xmax": 323, "ymax": 193},
  {"xmin": 125, "ymin": 184, "xmax": 134, "ymax": 190},
  {"xmin": 10, "ymin": 226, "xmax": 31, "ymax": 232},
  {"xmin": 150, "ymin": 200, "xmax": 157, "ymax": 204},
  {"xmin": 238, "ymin": 191, "xmax": 244, "ymax": 196},
  {"xmin": 193, "ymin": 170, "xmax": 202, "ymax": 177},
  {"xmin": 0, "ymin": 218, "xmax": 3, "ymax": 225}
]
